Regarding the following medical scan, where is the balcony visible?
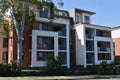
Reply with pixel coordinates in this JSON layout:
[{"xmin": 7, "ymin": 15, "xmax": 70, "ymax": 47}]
[
  {"xmin": 85, "ymin": 28, "xmax": 95, "ymax": 39},
  {"xmin": 97, "ymin": 41, "xmax": 111, "ymax": 52},
  {"xmin": 86, "ymin": 34, "xmax": 94, "ymax": 39},
  {"xmin": 97, "ymin": 47, "xmax": 111, "ymax": 52},
  {"xmin": 86, "ymin": 53, "xmax": 94, "ymax": 64},
  {"xmin": 96, "ymin": 29, "xmax": 111, "ymax": 38},
  {"xmin": 86, "ymin": 40, "xmax": 94, "ymax": 51}
]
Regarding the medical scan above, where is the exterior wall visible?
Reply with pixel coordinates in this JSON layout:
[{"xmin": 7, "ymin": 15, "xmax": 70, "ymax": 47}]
[
  {"xmin": 69, "ymin": 9, "xmax": 75, "ymax": 22},
  {"xmin": 113, "ymin": 38, "xmax": 120, "ymax": 56},
  {"xmin": 75, "ymin": 24, "xmax": 114, "ymax": 67},
  {"xmin": 112, "ymin": 28, "xmax": 120, "ymax": 38},
  {"xmin": 31, "ymin": 9, "xmax": 70, "ymax": 68},
  {"xmin": 0, "ymin": 24, "xmax": 8, "ymax": 64},
  {"xmin": 75, "ymin": 25, "xmax": 86, "ymax": 67},
  {"xmin": 82, "ymin": 13, "xmax": 91, "ymax": 23},
  {"xmin": 94, "ymin": 37, "xmax": 114, "ymax": 64},
  {"xmin": 75, "ymin": 13, "xmax": 83, "ymax": 23},
  {"xmin": 112, "ymin": 28, "xmax": 120, "ymax": 60},
  {"xmin": 31, "ymin": 30, "xmax": 58, "ymax": 67}
]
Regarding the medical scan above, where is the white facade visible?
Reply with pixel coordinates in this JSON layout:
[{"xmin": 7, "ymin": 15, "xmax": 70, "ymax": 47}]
[
  {"xmin": 31, "ymin": 10, "xmax": 70, "ymax": 68},
  {"xmin": 75, "ymin": 24, "xmax": 114, "ymax": 67},
  {"xmin": 112, "ymin": 27, "xmax": 120, "ymax": 38}
]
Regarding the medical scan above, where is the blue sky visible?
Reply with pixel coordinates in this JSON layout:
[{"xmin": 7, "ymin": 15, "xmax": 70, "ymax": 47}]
[{"xmin": 56, "ymin": 0, "xmax": 120, "ymax": 27}]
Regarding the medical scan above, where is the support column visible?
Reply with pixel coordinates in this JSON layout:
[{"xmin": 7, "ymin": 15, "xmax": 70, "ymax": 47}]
[{"xmin": 66, "ymin": 23, "xmax": 70, "ymax": 68}]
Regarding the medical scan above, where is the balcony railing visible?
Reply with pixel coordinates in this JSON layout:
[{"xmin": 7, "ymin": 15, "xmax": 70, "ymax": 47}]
[
  {"xmin": 97, "ymin": 47, "xmax": 111, "ymax": 51},
  {"xmin": 86, "ymin": 34, "xmax": 94, "ymax": 39}
]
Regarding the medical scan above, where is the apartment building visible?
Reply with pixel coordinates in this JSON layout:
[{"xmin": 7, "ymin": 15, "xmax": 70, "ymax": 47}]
[
  {"xmin": 69, "ymin": 8, "xmax": 114, "ymax": 68},
  {"xmin": 7, "ymin": 6, "xmax": 72, "ymax": 69},
  {"xmin": 0, "ymin": 1, "xmax": 115, "ymax": 68},
  {"xmin": 112, "ymin": 26, "xmax": 120, "ymax": 60}
]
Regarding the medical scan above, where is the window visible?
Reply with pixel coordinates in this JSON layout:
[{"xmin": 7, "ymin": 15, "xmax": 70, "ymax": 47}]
[
  {"xmin": 37, "ymin": 52, "xmax": 43, "ymax": 61},
  {"xmin": 2, "ymin": 52, "xmax": 8, "ymax": 63},
  {"xmin": 75, "ymin": 15, "xmax": 79, "ymax": 23},
  {"xmin": 62, "ymin": 13, "xmax": 66, "ymax": 16},
  {"xmin": 37, "ymin": 36, "xmax": 54, "ymax": 50},
  {"xmin": 38, "ymin": 23, "xmax": 42, "ymax": 30},
  {"xmin": 97, "ymin": 41, "xmax": 111, "ymax": 51},
  {"xmin": 40, "ymin": 7, "xmax": 48, "ymax": 18},
  {"xmin": 59, "ymin": 52, "xmax": 67, "ymax": 64},
  {"xmin": 98, "ymin": 53, "xmax": 111, "ymax": 60},
  {"xmin": 59, "ymin": 38, "xmax": 66, "ymax": 50},
  {"xmin": 86, "ymin": 53, "xmax": 94, "ymax": 64},
  {"xmin": 84, "ymin": 16, "xmax": 90, "ymax": 23},
  {"xmin": 37, "ymin": 52, "xmax": 54, "ymax": 61},
  {"xmin": 3, "ymin": 38, "xmax": 8, "ymax": 48}
]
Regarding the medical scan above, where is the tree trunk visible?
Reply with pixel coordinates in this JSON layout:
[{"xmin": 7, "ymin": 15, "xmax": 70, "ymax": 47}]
[{"xmin": 17, "ymin": 24, "xmax": 23, "ymax": 71}]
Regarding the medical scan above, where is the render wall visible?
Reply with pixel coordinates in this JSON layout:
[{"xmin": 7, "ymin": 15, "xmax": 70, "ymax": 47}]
[{"xmin": 75, "ymin": 25, "xmax": 85, "ymax": 66}]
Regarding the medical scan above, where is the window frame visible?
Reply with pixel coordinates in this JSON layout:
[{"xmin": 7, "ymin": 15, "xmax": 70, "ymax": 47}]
[{"xmin": 84, "ymin": 16, "xmax": 90, "ymax": 23}]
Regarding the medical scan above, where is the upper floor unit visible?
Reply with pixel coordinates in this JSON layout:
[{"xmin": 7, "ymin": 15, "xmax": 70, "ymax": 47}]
[
  {"xmin": 112, "ymin": 26, "xmax": 120, "ymax": 39},
  {"xmin": 69, "ymin": 8, "xmax": 95, "ymax": 24}
]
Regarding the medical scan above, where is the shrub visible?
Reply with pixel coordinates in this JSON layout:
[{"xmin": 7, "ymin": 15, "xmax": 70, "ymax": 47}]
[
  {"xmin": 112, "ymin": 60, "xmax": 120, "ymax": 65},
  {"xmin": 45, "ymin": 54, "xmax": 63, "ymax": 75},
  {"xmin": 0, "ymin": 64, "xmax": 11, "ymax": 76},
  {"xmin": 97, "ymin": 61, "xmax": 110, "ymax": 71}
]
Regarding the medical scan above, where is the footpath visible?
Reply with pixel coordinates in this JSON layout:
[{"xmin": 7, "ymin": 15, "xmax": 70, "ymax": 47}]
[{"xmin": 1, "ymin": 75, "xmax": 120, "ymax": 79}]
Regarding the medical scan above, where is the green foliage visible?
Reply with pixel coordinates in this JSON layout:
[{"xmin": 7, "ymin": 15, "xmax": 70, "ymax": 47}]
[
  {"xmin": 97, "ymin": 61, "xmax": 109, "ymax": 71},
  {"xmin": 10, "ymin": 60, "xmax": 19, "ymax": 71},
  {"xmin": 45, "ymin": 54, "xmax": 63, "ymax": 75},
  {"xmin": 0, "ymin": 63, "xmax": 20, "ymax": 77},
  {"xmin": 0, "ymin": 64, "xmax": 11, "ymax": 76},
  {"xmin": 112, "ymin": 60, "xmax": 120, "ymax": 65}
]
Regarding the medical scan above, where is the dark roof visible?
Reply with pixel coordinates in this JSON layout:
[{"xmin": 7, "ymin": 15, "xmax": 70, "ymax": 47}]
[
  {"xmin": 112, "ymin": 26, "xmax": 120, "ymax": 30},
  {"xmin": 57, "ymin": 9, "xmax": 68, "ymax": 13},
  {"xmin": 54, "ymin": 15, "xmax": 73, "ymax": 19},
  {"xmin": 74, "ymin": 8, "xmax": 96, "ymax": 15}
]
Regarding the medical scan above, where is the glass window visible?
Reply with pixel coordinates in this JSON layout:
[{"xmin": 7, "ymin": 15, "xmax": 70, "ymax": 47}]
[
  {"xmin": 86, "ymin": 53, "xmax": 94, "ymax": 64},
  {"xmin": 52, "ymin": 25, "xmax": 66, "ymax": 36},
  {"xmin": 59, "ymin": 38, "xmax": 66, "ymax": 50},
  {"xmin": 40, "ymin": 7, "xmax": 48, "ymax": 18},
  {"xmin": 2, "ymin": 52, "xmax": 8, "ymax": 63},
  {"xmin": 75, "ymin": 15, "xmax": 79, "ymax": 23},
  {"xmin": 84, "ymin": 16, "xmax": 90, "ymax": 23},
  {"xmin": 3, "ymin": 38, "xmax": 8, "ymax": 48},
  {"xmin": 38, "ymin": 23, "xmax": 42, "ymax": 30},
  {"xmin": 37, "ymin": 36, "xmax": 54, "ymax": 50},
  {"xmin": 37, "ymin": 51, "xmax": 54, "ymax": 61},
  {"xmin": 98, "ymin": 53, "xmax": 111, "ymax": 60},
  {"xmin": 62, "ymin": 13, "xmax": 66, "ymax": 16},
  {"xmin": 97, "ymin": 41, "xmax": 111, "ymax": 51},
  {"xmin": 59, "ymin": 52, "xmax": 67, "ymax": 64}
]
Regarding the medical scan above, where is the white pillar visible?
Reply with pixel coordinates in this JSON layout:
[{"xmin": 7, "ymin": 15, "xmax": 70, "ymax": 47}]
[
  {"xmin": 94, "ymin": 38, "xmax": 98, "ymax": 65},
  {"xmin": 31, "ymin": 31, "xmax": 36, "ymax": 67},
  {"xmin": 54, "ymin": 36, "xmax": 58, "ymax": 59},
  {"xmin": 83, "ymin": 27, "xmax": 87, "ymax": 68},
  {"xmin": 66, "ymin": 23, "xmax": 70, "ymax": 68},
  {"xmin": 110, "ymin": 41, "xmax": 114, "ymax": 62}
]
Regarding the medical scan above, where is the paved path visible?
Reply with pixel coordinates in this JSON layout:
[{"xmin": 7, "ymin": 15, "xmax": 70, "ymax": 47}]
[{"xmin": 1, "ymin": 75, "xmax": 120, "ymax": 80}]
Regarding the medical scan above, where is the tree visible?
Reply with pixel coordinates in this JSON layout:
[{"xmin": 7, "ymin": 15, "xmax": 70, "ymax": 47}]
[
  {"xmin": 46, "ymin": 54, "xmax": 63, "ymax": 75},
  {"xmin": 0, "ymin": 0, "xmax": 63, "ymax": 71}
]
